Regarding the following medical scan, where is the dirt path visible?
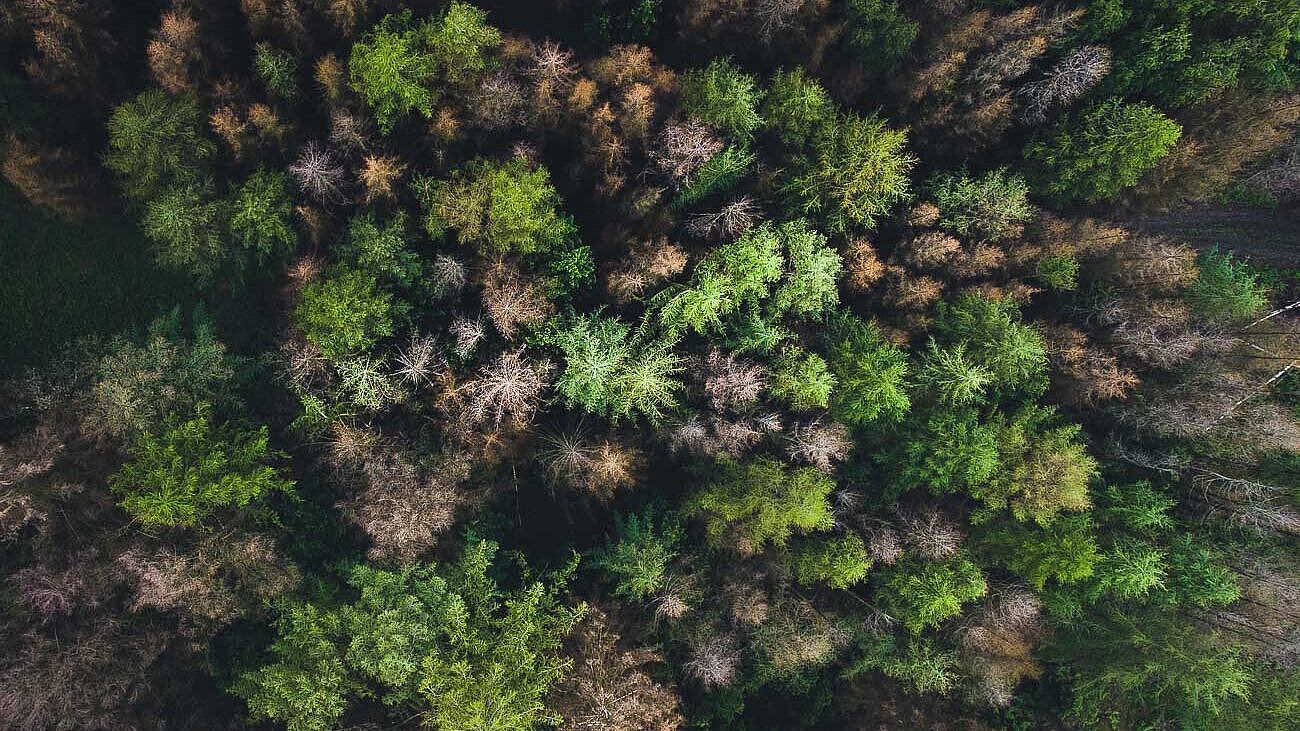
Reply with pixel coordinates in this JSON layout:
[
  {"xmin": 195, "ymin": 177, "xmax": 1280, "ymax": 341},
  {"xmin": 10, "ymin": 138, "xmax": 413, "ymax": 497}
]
[{"xmin": 1121, "ymin": 205, "xmax": 1300, "ymax": 267}]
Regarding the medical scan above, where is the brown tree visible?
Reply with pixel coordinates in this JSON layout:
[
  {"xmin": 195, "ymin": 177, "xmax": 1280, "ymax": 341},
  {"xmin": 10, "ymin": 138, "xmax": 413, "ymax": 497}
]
[
  {"xmin": 549, "ymin": 608, "xmax": 684, "ymax": 731},
  {"xmin": 147, "ymin": 7, "xmax": 201, "ymax": 93},
  {"xmin": 1, "ymin": 134, "xmax": 102, "ymax": 219},
  {"xmin": 339, "ymin": 449, "xmax": 471, "ymax": 562},
  {"xmin": 11, "ymin": 0, "xmax": 116, "ymax": 99}
]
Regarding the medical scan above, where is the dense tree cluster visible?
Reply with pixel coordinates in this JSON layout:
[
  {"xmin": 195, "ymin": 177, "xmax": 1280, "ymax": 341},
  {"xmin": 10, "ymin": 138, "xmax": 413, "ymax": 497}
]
[{"xmin": 1, "ymin": 1, "xmax": 1298, "ymax": 730}]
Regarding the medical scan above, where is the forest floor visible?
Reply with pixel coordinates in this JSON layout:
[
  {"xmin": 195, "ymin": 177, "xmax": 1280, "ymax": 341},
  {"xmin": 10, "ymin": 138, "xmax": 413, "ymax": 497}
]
[
  {"xmin": 0, "ymin": 182, "xmax": 189, "ymax": 375},
  {"xmin": 1122, "ymin": 204, "xmax": 1300, "ymax": 267}
]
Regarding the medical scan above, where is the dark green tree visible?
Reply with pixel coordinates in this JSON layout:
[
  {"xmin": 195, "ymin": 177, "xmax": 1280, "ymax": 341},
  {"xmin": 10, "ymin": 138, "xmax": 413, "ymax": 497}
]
[
  {"xmin": 844, "ymin": 0, "xmax": 918, "ymax": 75},
  {"xmin": 929, "ymin": 168, "xmax": 1033, "ymax": 241},
  {"xmin": 549, "ymin": 314, "xmax": 683, "ymax": 421},
  {"xmin": 140, "ymin": 185, "xmax": 228, "ymax": 280},
  {"xmin": 825, "ymin": 313, "xmax": 910, "ymax": 426},
  {"xmin": 349, "ymin": 11, "xmax": 439, "ymax": 133},
  {"xmin": 790, "ymin": 534, "xmax": 872, "ymax": 589},
  {"xmin": 1187, "ymin": 248, "xmax": 1269, "ymax": 322},
  {"xmin": 762, "ymin": 68, "xmax": 835, "ymax": 147},
  {"xmin": 770, "ymin": 348, "xmax": 836, "ymax": 411},
  {"xmin": 593, "ymin": 506, "xmax": 682, "ymax": 601},
  {"xmin": 340, "ymin": 211, "xmax": 422, "ymax": 287},
  {"xmin": 413, "ymin": 158, "xmax": 570, "ymax": 255},
  {"xmin": 786, "ymin": 113, "xmax": 915, "ymax": 233},
  {"xmin": 105, "ymin": 89, "xmax": 214, "ymax": 201},
  {"xmin": 933, "ymin": 294, "xmax": 1047, "ymax": 396},
  {"xmin": 876, "ymin": 555, "xmax": 987, "ymax": 634},
  {"xmin": 237, "ymin": 540, "xmax": 582, "ymax": 731},
  {"xmin": 255, "ymin": 43, "xmax": 299, "ymax": 99},
  {"xmin": 229, "ymin": 169, "xmax": 296, "ymax": 260}
]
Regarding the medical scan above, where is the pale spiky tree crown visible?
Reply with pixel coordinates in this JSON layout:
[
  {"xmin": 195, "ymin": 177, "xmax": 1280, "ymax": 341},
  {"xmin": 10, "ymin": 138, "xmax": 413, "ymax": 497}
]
[
  {"xmin": 329, "ymin": 109, "xmax": 370, "ymax": 151},
  {"xmin": 530, "ymin": 40, "xmax": 576, "ymax": 84},
  {"xmin": 468, "ymin": 71, "xmax": 526, "ymax": 130},
  {"xmin": 393, "ymin": 333, "xmax": 443, "ymax": 388},
  {"xmin": 702, "ymin": 350, "xmax": 767, "ymax": 412},
  {"xmin": 651, "ymin": 119, "xmax": 723, "ymax": 185},
  {"xmin": 464, "ymin": 349, "xmax": 550, "ymax": 427},
  {"xmin": 289, "ymin": 141, "xmax": 346, "ymax": 203},
  {"xmin": 481, "ymin": 260, "xmax": 554, "ymax": 340},
  {"xmin": 684, "ymin": 634, "xmax": 740, "ymax": 689},
  {"xmin": 786, "ymin": 420, "xmax": 853, "ymax": 473},
  {"xmin": 686, "ymin": 196, "xmax": 760, "ymax": 241},
  {"xmin": 899, "ymin": 508, "xmax": 965, "ymax": 560},
  {"xmin": 449, "ymin": 316, "xmax": 486, "ymax": 358}
]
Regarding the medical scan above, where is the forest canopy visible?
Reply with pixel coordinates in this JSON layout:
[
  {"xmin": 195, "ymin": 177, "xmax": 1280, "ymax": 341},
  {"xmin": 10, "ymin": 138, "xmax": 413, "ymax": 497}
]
[{"xmin": 1, "ymin": 1, "xmax": 1298, "ymax": 730}]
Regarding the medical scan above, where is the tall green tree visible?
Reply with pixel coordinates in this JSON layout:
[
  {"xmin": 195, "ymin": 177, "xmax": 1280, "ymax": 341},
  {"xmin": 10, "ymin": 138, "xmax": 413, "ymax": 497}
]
[
  {"xmin": 341, "ymin": 211, "xmax": 422, "ymax": 287},
  {"xmin": 549, "ymin": 314, "xmax": 683, "ymax": 421},
  {"xmin": 825, "ymin": 313, "xmax": 910, "ymax": 425},
  {"xmin": 140, "ymin": 185, "xmax": 228, "ymax": 280},
  {"xmin": 762, "ymin": 68, "xmax": 836, "ymax": 147},
  {"xmin": 770, "ymin": 219, "xmax": 842, "ymax": 319},
  {"xmin": 1026, "ymin": 100, "xmax": 1181, "ymax": 204},
  {"xmin": 238, "ymin": 541, "xmax": 583, "ymax": 731},
  {"xmin": 294, "ymin": 268, "xmax": 396, "ymax": 359},
  {"xmin": 1054, "ymin": 610, "xmax": 1257, "ymax": 730},
  {"xmin": 593, "ymin": 506, "xmax": 682, "ymax": 601},
  {"xmin": 933, "ymin": 294, "xmax": 1047, "ymax": 396},
  {"xmin": 1187, "ymin": 248, "xmax": 1269, "ymax": 322},
  {"xmin": 105, "ymin": 89, "xmax": 214, "ymax": 201},
  {"xmin": 110, "ymin": 402, "xmax": 292, "ymax": 528},
  {"xmin": 844, "ymin": 0, "xmax": 918, "ymax": 75},
  {"xmin": 680, "ymin": 58, "xmax": 763, "ymax": 140},
  {"xmin": 686, "ymin": 457, "xmax": 836, "ymax": 550},
  {"xmin": 229, "ymin": 169, "xmax": 296, "ymax": 260},
  {"xmin": 414, "ymin": 158, "xmax": 570, "ymax": 255},
  {"xmin": 350, "ymin": 11, "xmax": 439, "ymax": 133},
  {"xmin": 786, "ymin": 113, "xmax": 915, "ymax": 233},
  {"xmin": 876, "ymin": 555, "xmax": 987, "ymax": 633},
  {"xmin": 929, "ymin": 168, "xmax": 1033, "ymax": 241}
]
